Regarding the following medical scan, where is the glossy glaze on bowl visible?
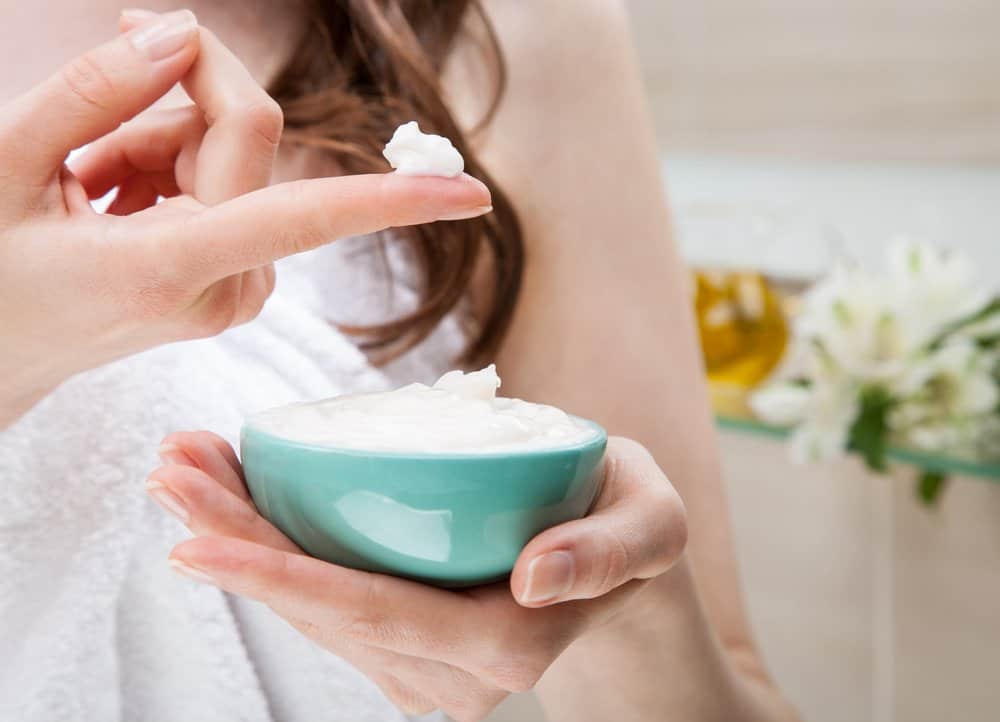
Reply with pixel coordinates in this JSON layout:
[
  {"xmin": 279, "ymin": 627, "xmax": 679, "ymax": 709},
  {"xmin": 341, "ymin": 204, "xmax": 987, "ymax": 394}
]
[{"xmin": 240, "ymin": 420, "xmax": 607, "ymax": 587}]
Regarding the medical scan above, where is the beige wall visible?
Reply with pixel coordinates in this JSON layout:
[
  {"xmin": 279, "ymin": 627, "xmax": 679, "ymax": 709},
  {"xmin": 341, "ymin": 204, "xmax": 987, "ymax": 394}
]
[{"xmin": 628, "ymin": 0, "xmax": 1000, "ymax": 162}]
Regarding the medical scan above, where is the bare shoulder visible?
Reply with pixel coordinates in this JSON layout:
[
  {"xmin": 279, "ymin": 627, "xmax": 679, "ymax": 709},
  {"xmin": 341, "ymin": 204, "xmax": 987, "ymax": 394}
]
[
  {"xmin": 446, "ymin": 0, "xmax": 664, "ymax": 249},
  {"xmin": 446, "ymin": 0, "xmax": 639, "ymax": 148},
  {"xmin": 486, "ymin": 0, "xmax": 631, "ymax": 64}
]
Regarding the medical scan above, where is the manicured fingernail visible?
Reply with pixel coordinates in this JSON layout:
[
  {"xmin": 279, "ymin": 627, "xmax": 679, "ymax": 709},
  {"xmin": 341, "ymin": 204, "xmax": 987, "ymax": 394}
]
[
  {"xmin": 158, "ymin": 442, "xmax": 193, "ymax": 466},
  {"xmin": 169, "ymin": 558, "xmax": 217, "ymax": 585},
  {"xmin": 438, "ymin": 205, "xmax": 492, "ymax": 221},
  {"xmin": 520, "ymin": 551, "xmax": 575, "ymax": 604},
  {"xmin": 129, "ymin": 9, "xmax": 197, "ymax": 61},
  {"xmin": 146, "ymin": 479, "xmax": 190, "ymax": 523}
]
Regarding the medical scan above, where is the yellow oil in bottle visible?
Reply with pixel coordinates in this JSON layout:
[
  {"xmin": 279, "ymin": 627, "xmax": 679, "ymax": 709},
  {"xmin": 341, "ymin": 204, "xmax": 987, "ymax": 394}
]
[{"xmin": 691, "ymin": 270, "xmax": 790, "ymax": 416}]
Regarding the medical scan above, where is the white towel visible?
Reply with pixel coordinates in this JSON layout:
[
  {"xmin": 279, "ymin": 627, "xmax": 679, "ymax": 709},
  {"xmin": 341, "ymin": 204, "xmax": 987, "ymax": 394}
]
[{"xmin": 0, "ymin": 231, "xmax": 463, "ymax": 722}]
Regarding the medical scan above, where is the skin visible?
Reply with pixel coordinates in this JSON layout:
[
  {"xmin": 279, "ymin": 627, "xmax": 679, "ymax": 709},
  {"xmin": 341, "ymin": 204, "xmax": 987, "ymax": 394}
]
[
  {"xmin": 0, "ymin": 2, "xmax": 800, "ymax": 721},
  {"xmin": 0, "ymin": 8, "xmax": 491, "ymax": 426}
]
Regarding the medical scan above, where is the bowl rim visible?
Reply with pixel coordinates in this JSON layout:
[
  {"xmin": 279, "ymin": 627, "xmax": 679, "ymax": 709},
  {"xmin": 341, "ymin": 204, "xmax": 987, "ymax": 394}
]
[{"xmin": 240, "ymin": 416, "xmax": 608, "ymax": 460}]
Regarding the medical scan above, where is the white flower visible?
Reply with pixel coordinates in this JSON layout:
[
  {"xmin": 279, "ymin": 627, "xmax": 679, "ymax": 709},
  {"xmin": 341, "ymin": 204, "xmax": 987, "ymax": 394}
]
[
  {"xmin": 953, "ymin": 303, "xmax": 1000, "ymax": 343},
  {"xmin": 886, "ymin": 239, "xmax": 987, "ymax": 345},
  {"xmin": 789, "ymin": 383, "xmax": 860, "ymax": 463},
  {"xmin": 753, "ymin": 238, "xmax": 997, "ymax": 467},
  {"xmin": 751, "ymin": 380, "xmax": 859, "ymax": 463},
  {"xmin": 796, "ymin": 262, "xmax": 910, "ymax": 382},
  {"xmin": 750, "ymin": 383, "xmax": 811, "ymax": 425},
  {"xmin": 889, "ymin": 341, "xmax": 998, "ymax": 452},
  {"xmin": 794, "ymin": 240, "xmax": 988, "ymax": 384}
]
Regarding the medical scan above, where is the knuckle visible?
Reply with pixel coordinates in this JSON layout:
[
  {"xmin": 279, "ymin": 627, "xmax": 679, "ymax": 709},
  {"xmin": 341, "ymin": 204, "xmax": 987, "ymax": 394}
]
[
  {"xmin": 233, "ymin": 297, "xmax": 266, "ymax": 328},
  {"xmin": 341, "ymin": 577, "xmax": 395, "ymax": 646},
  {"xmin": 61, "ymin": 52, "xmax": 118, "ymax": 113},
  {"xmin": 115, "ymin": 233, "xmax": 192, "ymax": 320},
  {"xmin": 442, "ymin": 689, "xmax": 505, "ymax": 722},
  {"xmin": 288, "ymin": 617, "xmax": 335, "ymax": 648},
  {"xmin": 482, "ymin": 657, "xmax": 544, "ymax": 694},
  {"xmin": 346, "ymin": 615, "xmax": 399, "ymax": 647},
  {"xmin": 609, "ymin": 436, "xmax": 655, "ymax": 466},
  {"xmin": 249, "ymin": 293, "xmax": 269, "ymax": 321},
  {"xmin": 633, "ymin": 474, "xmax": 688, "ymax": 576},
  {"xmin": 221, "ymin": 97, "xmax": 284, "ymax": 150},
  {"xmin": 267, "ymin": 182, "xmax": 326, "ymax": 256},
  {"xmin": 656, "ymin": 489, "xmax": 689, "ymax": 569},
  {"xmin": 124, "ymin": 274, "xmax": 188, "ymax": 320},
  {"xmin": 245, "ymin": 98, "xmax": 284, "ymax": 147},
  {"xmin": 233, "ymin": 494, "xmax": 264, "ymax": 527},
  {"xmin": 271, "ymin": 550, "xmax": 298, "ymax": 593},
  {"xmin": 198, "ymin": 302, "xmax": 238, "ymax": 336},
  {"xmin": 191, "ymin": 285, "xmax": 241, "ymax": 337},
  {"xmin": 167, "ymin": 470, "xmax": 209, "ymax": 507},
  {"xmin": 379, "ymin": 675, "xmax": 435, "ymax": 716},
  {"xmin": 237, "ymin": 274, "xmax": 273, "ymax": 326},
  {"xmin": 594, "ymin": 526, "xmax": 632, "ymax": 595},
  {"xmin": 476, "ymin": 614, "xmax": 550, "ymax": 692},
  {"xmin": 262, "ymin": 265, "xmax": 277, "ymax": 296}
]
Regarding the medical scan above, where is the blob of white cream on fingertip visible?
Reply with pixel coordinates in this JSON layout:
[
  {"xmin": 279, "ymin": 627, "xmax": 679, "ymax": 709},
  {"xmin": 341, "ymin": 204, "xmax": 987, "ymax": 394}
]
[{"xmin": 382, "ymin": 121, "xmax": 464, "ymax": 178}]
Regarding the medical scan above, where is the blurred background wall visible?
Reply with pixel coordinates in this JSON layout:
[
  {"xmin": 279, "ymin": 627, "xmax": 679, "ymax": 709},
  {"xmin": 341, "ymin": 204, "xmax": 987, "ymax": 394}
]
[
  {"xmin": 485, "ymin": 2, "xmax": 1000, "ymax": 722},
  {"xmin": 642, "ymin": 3, "xmax": 1000, "ymax": 721},
  {"xmin": 632, "ymin": 0, "xmax": 1000, "ymax": 285},
  {"xmin": 631, "ymin": 0, "xmax": 1000, "ymax": 162}
]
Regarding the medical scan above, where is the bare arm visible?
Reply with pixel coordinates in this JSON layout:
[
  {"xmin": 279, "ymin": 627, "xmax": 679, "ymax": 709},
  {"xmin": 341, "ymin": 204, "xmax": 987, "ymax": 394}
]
[{"xmin": 449, "ymin": 2, "xmax": 797, "ymax": 718}]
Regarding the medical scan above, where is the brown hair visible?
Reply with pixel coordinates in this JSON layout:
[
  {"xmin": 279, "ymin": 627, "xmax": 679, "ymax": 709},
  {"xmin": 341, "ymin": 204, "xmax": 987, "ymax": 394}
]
[{"xmin": 267, "ymin": 0, "xmax": 523, "ymax": 365}]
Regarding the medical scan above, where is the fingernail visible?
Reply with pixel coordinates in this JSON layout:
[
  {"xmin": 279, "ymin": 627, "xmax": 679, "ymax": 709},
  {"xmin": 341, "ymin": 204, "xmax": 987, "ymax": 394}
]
[
  {"xmin": 146, "ymin": 479, "xmax": 190, "ymax": 523},
  {"xmin": 169, "ymin": 558, "xmax": 218, "ymax": 585},
  {"xmin": 129, "ymin": 9, "xmax": 197, "ymax": 61},
  {"xmin": 158, "ymin": 442, "xmax": 193, "ymax": 466},
  {"xmin": 438, "ymin": 205, "xmax": 492, "ymax": 221},
  {"xmin": 120, "ymin": 8, "xmax": 157, "ymax": 22},
  {"xmin": 520, "ymin": 551, "xmax": 575, "ymax": 604}
]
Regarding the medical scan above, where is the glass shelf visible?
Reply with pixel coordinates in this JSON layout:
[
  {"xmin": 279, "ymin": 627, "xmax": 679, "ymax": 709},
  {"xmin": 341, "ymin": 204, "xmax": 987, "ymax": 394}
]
[{"xmin": 715, "ymin": 412, "xmax": 1000, "ymax": 482}]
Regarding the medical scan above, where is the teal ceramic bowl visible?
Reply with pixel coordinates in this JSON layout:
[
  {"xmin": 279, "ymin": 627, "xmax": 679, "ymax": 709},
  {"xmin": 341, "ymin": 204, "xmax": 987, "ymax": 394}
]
[{"xmin": 240, "ymin": 419, "xmax": 607, "ymax": 587}]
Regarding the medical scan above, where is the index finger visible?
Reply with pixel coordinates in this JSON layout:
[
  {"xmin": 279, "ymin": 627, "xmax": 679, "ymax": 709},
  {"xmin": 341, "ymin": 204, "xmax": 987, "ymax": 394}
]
[
  {"xmin": 121, "ymin": 11, "xmax": 281, "ymax": 202},
  {"xmin": 162, "ymin": 171, "xmax": 492, "ymax": 281}
]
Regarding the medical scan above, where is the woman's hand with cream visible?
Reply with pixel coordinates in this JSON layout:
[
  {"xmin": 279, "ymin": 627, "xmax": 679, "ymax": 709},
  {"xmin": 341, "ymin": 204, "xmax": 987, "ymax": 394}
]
[
  {"xmin": 149, "ymin": 431, "xmax": 686, "ymax": 721},
  {"xmin": 0, "ymin": 11, "xmax": 491, "ymax": 427}
]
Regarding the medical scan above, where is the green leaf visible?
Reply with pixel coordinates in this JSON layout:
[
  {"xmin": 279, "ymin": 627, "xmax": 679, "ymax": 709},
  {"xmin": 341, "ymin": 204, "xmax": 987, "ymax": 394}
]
[
  {"xmin": 916, "ymin": 470, "xmax": 949, "ymax": 506},
  {"xmin": 927, "ymin": 295, "xmax": 1000, "ymax": 350},
  {"xmin": 847, "ymin": 386, "xmax": 893, "ymax": 472}
]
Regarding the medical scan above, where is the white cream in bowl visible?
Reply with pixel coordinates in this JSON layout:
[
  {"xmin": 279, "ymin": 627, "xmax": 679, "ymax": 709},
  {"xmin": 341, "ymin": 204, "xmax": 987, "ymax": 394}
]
[{"xmin": 246, "ymin": 366, "xmax": 599, "ymax": 453}]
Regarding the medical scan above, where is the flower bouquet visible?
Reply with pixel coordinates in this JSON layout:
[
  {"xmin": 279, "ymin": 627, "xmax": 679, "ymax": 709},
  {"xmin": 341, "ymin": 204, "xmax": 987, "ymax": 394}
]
[{"xmin": 751, "ymin": 240, "xmax": 999, "ymax": 505}]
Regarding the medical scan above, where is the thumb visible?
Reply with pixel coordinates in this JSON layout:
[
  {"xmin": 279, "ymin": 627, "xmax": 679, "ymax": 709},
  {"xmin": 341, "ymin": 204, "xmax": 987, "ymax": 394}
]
[
  {"xmin": 510, "ymin": 438, "xmax": 688, "ymax": 608},
  {"xmin": 4, "ymin": 9, "xmax": 199, "ymax": 177}
]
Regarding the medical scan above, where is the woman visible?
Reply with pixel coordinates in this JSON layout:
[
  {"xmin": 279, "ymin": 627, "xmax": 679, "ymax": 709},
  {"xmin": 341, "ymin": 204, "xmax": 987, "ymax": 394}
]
[{"xmin": 0, "ymin": 2, "xmax": 798, "ymax": 721}]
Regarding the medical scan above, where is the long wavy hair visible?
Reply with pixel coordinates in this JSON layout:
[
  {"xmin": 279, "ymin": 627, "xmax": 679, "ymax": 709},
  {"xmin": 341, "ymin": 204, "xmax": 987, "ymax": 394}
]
[{"xmin": 267, "ymin": 0, "xmax": 523, "ymax": 365}]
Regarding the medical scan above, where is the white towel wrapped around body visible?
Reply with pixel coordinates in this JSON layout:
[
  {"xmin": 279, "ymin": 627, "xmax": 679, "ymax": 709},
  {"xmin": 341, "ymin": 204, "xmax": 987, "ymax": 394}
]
[{"xmin": 0, "ymin": 231, "xmax": 462, "ymax": 722}]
